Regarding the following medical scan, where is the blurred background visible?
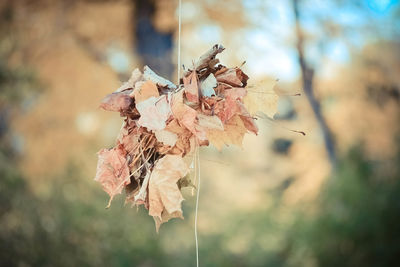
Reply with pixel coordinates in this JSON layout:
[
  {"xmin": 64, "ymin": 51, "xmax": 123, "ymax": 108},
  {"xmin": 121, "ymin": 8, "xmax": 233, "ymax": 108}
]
[{"xmin": 0, "ymin": 0, "xmax": 399, "ymax": 266}]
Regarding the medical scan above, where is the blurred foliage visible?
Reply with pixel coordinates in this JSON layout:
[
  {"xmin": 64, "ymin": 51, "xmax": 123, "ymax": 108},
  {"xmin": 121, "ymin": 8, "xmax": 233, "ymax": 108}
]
[
  {"xmin": 0, "ymin": 158, "xmax": 169, "ymax": 266},
  {"xmin": 286, "ymin": 145, "xmax": 400, "ymax": 267}
]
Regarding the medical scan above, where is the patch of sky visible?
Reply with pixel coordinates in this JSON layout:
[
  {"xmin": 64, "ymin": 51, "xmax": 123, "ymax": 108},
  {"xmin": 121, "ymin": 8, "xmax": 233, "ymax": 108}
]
[
  {"xmin": 246, "ymin": 29, "xmax": 299, "ymax": 80},
  {"xmin": 106, "ymin": 46, "xmax": 130, "ymax": 74},
  {"xmin": 367, "ymin": 0, "xmax": 399, "ymax": 14},
  {"xmin": 325, "ymin": 40, "xmax": 350, "ymax": 63},
  {"xmin": 197, "ymin": 24, "xmax": 221, "ymax": 44}
]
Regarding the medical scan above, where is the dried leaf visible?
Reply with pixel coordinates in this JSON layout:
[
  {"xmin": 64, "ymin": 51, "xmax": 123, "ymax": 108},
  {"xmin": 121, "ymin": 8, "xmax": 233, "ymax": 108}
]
[
  {"xmin": 216, "ymin": 68, "xmax": 246, "ymax": 87},
  {"xmin": 244, "ymin": 79, "xmax": 279, "ymax": 118},
  {"xmin": 94, "ymin": 147, "xmax": 130, "ymax": 207},
  {"xmin": 200, "ymin": 74, "xmax": 217, "ymax": 97},
  {"xmin": 224, "ymin": 87, "xmax": 247, "ymax": 100},
  {"xmin": 207, "ymin": 115, "xmax": 247, "ymax": 150},
  {"xmin": 216, "ymin": 97, "xmax": 240, "ymax": 123},
  {"xmin": 134, "ymin": 80, "xmax": 159, "ymax": 103},
  {"xmin": 100, "ymin": 92, "xmax": 133, "ymax": 112},
  {"xmin": 171, "ymin": 91, "xmax": 197, "ymax": 134},
  {"xmin": 155, "ymin": 130, "xmax": 178, "ymax": 147},
  {"xmin": 134, "ymin": 171, "xmax": 151, "ymax": 206},
  {"xmin": 237, "ymin": 102, "xmax": 258, "ymax": 135},
  {"xmin": 149, "ymin": 155, "xmax": 189, "ymax": 230},
  {"xmin": 143, "ymin": 65, "xmax": 176, "ymax": 90},
  {"xmin": 183, "ymin": 71, "xmax": 199, "ymax": 103},
  {"xmin": 154, "ymin": 211, "xmax": 183, "ymax": 233},
  {"xmin": 137, "ymin": 96, "xmax": 171, "ymax": 131},
  {"xmin": 197, "ymin": 114, "xmax": 224, "ymax": 131},
  {"xmin": 116, "ymin": 68, "xmax": 143, "ymax": 92}
]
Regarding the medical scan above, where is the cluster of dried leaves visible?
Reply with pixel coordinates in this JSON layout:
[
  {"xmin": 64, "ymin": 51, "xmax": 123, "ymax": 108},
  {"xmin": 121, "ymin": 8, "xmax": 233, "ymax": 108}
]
[{"xmin": 95, "ymin": 45, "xmax": 279, "ymax": 231}]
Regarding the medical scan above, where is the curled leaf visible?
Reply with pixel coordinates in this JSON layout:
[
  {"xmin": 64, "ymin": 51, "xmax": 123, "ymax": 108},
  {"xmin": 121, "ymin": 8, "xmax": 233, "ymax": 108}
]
[
  {"xmin": 95, "ymin": 147, "xmax": 130, "ymax": 207},
  {"xmin": 183, "ymin": 71, "xmax": 199, "ymax": 103},
  {"xmin": 100, "ymin": 92, "xmax": 133, "ymax": 112}
]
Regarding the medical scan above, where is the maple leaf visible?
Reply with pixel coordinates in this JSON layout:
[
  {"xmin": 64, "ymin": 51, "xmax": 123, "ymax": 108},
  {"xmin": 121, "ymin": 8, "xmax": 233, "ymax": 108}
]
[
  {"xmin": 136, "ymin": 95, "xmax": 171, "ymax": 131},
  {"xmin": 134, "ymin": 80, "xmax": 159, "ymax": 103},
  {"xmin": 216, "ymin": 67, "xmax": 248, "ymax": 87},
  {"xmin": 171, "ymin": 90, "xmax": 198, "ymax": 134},
  {"xmin": 143, "ymin": 66, "xmax": 176, "ymax": 90},
  {"xmin": 237, "ymin": 102, "xmax": 258, "ymax": 135},
  {"xmin": 155, "ymin": 130, "xmax": 178, "ymax": 147},
  {"xmin": 183, "ymin": 71, "xmax": 199, "ymax": 103},
  {"xmin": 207, "ymin": 115, "xmax": 247, "ymax": 150},
  {"xmin": 216, "ymin": 97, "xmax": 240, "ymax": 123},
  {"xmin": 117, "ymin": 125, "xmax": 141, "ymax": 155},
  {"xmin": 148, "ymin": 155, "xmax": 189, "ymax": 231},
  {"xmin": 243, "ymin": 79, "xmax": 279, "ymax": 118},
  {"xmin": 94, "ymin": 147, "xmax": 130, "ymax": 207},
  {"xmin": 196, "ymin": 114, "xmax": 224, "ymax": 131},
  {"xmin": 164, "ymin": 119, "xmax": 194, "ymax": 156},
  {"xmin": 99, "ymin": 91, "xmax": 133, "ymax": 112},
  {"xmin": 200, "ymin": 73, "xmax": 217, "ymax": 97}
]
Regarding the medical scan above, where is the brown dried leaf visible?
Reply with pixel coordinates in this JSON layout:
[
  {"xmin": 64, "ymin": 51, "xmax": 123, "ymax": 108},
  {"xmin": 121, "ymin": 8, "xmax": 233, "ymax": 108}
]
[
  {"xmin": 183, "ymin": 71, "xmax": 199, "ymax": 103},
  {"xmin": 134, "ymin": 80, "xmax": 159, "ymax": 103},
  {"xmin": 207, "ymin": 115, "xmax": 247, "ymax": 150},
  {"xmin": 148, "ymin": 155, "xmax": 189, "ymax": 230},
  {"xmin": 237, "ymin": 102, "xmax": 258, "ymax": 135},
  {"xmin": 244, "ymin": 79, "xmax": 279, "ymax": 118},
  {"xmin": 171, "ymin": 91, "xmax": 198, "ymax": 134},
  {"xmin": 216, "ymin": 67, "xmax": 248, "ymax": 87},
  {"xmin": 94, "ymin": 147, "xmax": 130, "ymax": 207},
  {"xmin": 100, "ymin": 92, "xmax": 133, "ymax": 112},
  {"xmin": 197, "ymin": 114, "xmax": 224, "ymax": 131}
]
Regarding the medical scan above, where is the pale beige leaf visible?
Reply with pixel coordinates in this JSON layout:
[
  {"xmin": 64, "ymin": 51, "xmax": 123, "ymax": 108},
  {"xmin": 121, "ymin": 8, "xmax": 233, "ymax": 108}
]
[
  {"xmin": 137, "ymin": 95, "xmax": 171, "ymax": 131},
  {"xmin": 149, "ymin": 155, "xmax": 189, "ymax": 226},
  {"xmin": 143, "ymin": 65, "xmax": 177, "ymax": 90},
  {"xmin": 244, "ymin": 79, "xmax": 279, "ymax": 118},
  {"xmin": 155, "ymin": 130, "xmax": 178, "ymax": 147},
  {"xmin": 207, "ymin": 115, "xmax": 247, "ymax": 150},
  {"xmin": 134, "ymin": 80, "xmax": 159, "ymax": 103},
  {"xmin": 171, "ymin": 90, "xmax": 197, "ymax": 134},
  {"xmin": 197, "ymin": 114, "xmax": 224, "ymax": 131},
  {"xmin": 154, "ymin": 210, "xmax": 183, "ymax": 233}
]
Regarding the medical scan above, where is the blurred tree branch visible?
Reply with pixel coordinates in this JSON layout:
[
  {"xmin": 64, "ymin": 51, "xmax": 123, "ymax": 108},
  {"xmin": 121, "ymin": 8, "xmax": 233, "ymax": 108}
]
[{"xmin": 292, "ymin": 0, "xmax": 337, "ymax": 169}]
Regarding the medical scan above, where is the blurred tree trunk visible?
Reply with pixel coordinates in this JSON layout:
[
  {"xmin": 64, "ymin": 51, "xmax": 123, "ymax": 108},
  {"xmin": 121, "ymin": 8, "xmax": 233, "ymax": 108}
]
[
  {"xmin": 292, "ymin": 0, "xmax": 337, "ymax": 169},
  {"xmin": 132, "ymin": 0, "xmax": 173, "ymax": 79}
]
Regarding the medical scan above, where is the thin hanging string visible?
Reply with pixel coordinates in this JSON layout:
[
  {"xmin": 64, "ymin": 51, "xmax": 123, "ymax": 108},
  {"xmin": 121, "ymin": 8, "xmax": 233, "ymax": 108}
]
[
  {"xmin": 177, "ymin": 0, "xmax": 182, "ymax": 83},
  {"xmin": 194, "ymin": 146, "xmax": 201, "ymax": 267},
  {"xmin": 176, "ymin": 2, "xmax": 200, "ymax": 266}
]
